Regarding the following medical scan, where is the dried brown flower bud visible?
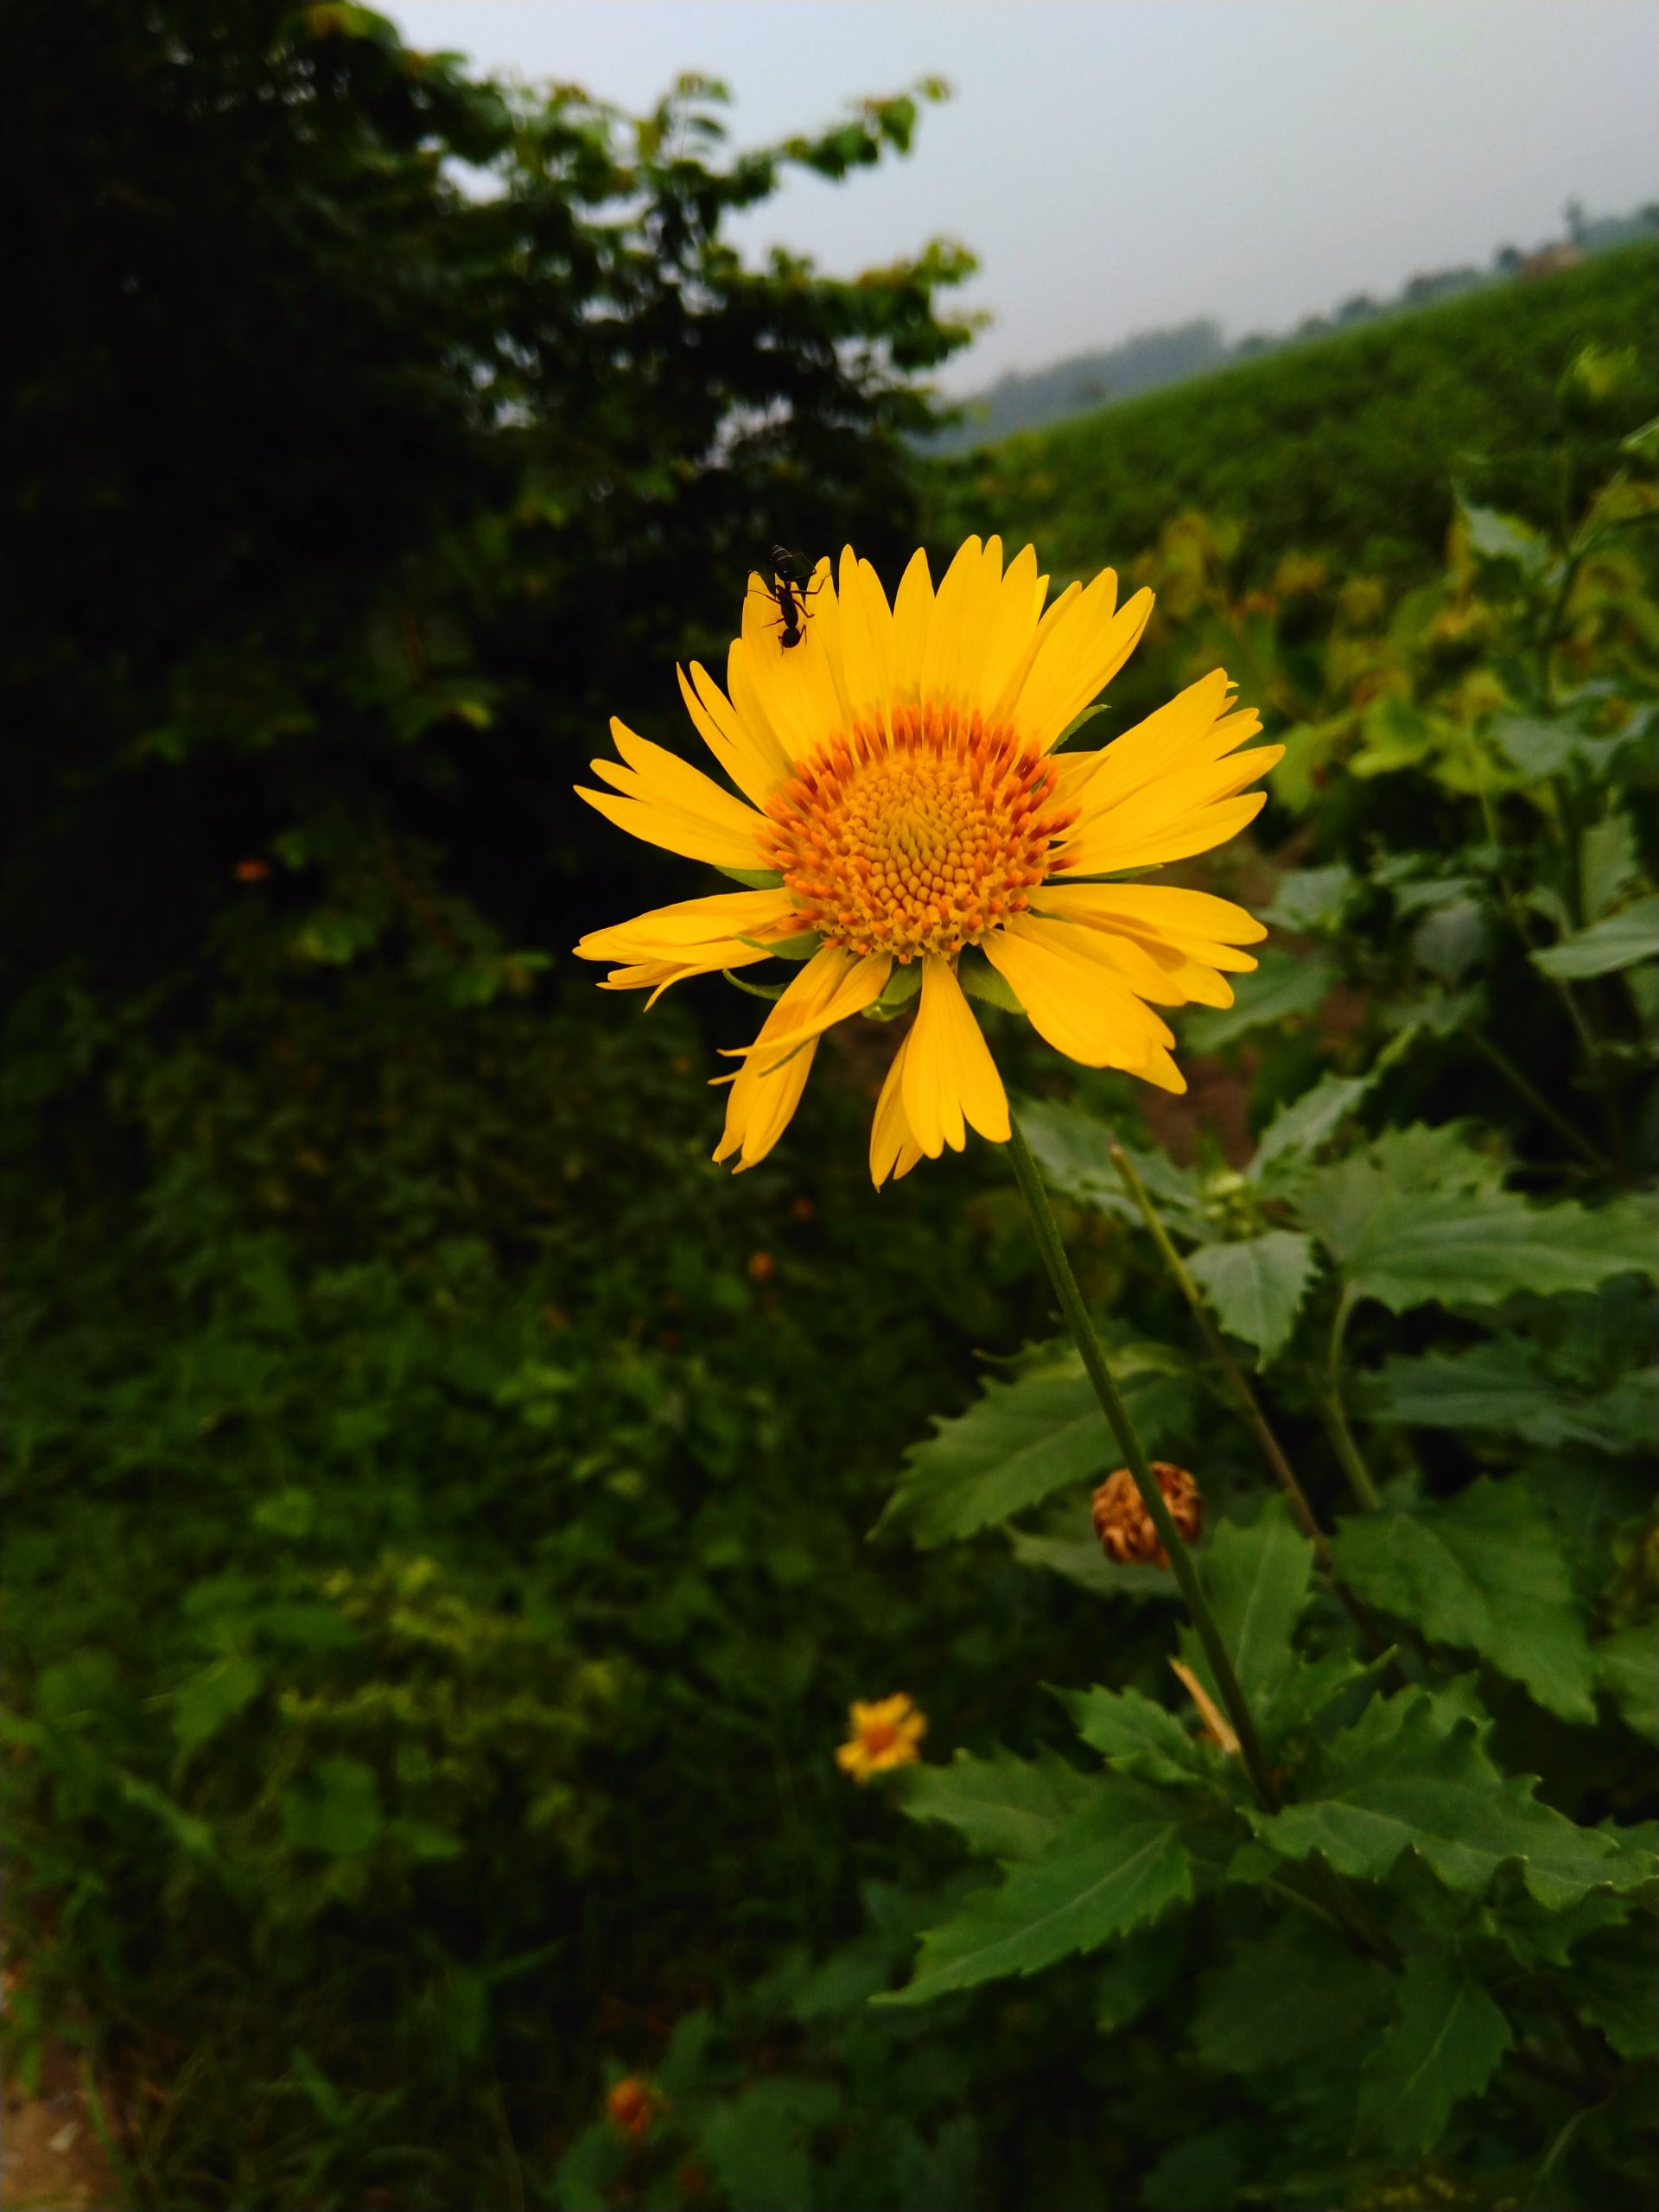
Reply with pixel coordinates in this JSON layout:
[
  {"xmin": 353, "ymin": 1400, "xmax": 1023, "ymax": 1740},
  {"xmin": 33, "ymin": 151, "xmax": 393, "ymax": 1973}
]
[{"xmin": 1091, "ymin": 1463, "xmax": 1203, "ymax": 1567}]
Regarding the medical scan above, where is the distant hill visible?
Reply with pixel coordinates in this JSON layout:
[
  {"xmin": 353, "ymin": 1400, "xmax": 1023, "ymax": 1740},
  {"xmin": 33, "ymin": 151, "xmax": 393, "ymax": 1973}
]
[
  {"xmin": 930, "ymin": 201, "xmax": 1659, "ymax": 453},
  {"xmin": 925, "ymin": 239, "xmax": 1658, "ymax": 593}
]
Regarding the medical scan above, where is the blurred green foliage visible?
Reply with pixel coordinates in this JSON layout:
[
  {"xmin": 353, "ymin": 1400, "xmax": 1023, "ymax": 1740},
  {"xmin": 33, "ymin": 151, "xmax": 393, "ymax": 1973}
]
[{"xmin": 3, "ymin": 5, "xmax": 1656, "ymax": 2209}]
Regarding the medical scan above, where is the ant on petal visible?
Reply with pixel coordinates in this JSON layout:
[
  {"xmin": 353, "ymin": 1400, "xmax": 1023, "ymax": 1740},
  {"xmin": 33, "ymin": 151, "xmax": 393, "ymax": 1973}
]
[{"xmin": 749, "ymin": 544, "xmax": 824, "ymax": 650}]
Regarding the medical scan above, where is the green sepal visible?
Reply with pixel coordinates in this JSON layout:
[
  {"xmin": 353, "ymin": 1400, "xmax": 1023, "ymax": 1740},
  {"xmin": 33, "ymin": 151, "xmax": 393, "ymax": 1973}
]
[
  {"xmin": 861, "ymin": 963, "xmax": 922, "ymax": 1020},
  {"xmin": 958, "ymin": 950, "xmax": 1024, "ymax": 1014},
  {"xmin": 722, "ymin": 969, "xmax": 787, "ymax": 1001},
  {"xmin": 1050, "ymin": 702, "xmax": 1112, "ymax": 751},
  {"xmin": 714, "ymin": 866, "xmax": 785, "ymax": 889},
  {"xmin": 737, "ymin": 931, "xmax": 819, "ymax": 962}
]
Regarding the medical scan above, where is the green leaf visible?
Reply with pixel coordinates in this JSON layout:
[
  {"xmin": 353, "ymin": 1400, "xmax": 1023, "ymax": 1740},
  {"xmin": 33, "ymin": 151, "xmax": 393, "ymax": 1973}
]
[
  {"xmin": 280, "ymin": 1756, "xmax": 384, "ymax": 1857},
  {"xmin": 1007, "ymin": 1522, "xmax": 1178, "ymax": 1603},
  {"xmin": 1573, "ymin": 1924, "xmax": 1659, "ymax": 2057},
  {"xmin": 1331, "ymin": 1479, "xmax": 1597, "ymax": 1721},
  {"xmin": 1249, "ymin": 1689, "xmax": 1650, "ymax": 1909},
  {"xmin": 1531, "ymin": 895, "xmax": 1659, "ymax": 980},
  {"xmin": 1186, "ymin": 1232, "xmax": 1317, "ymax": 1364},
  {"xmin": 883, "ymin": 1780, "xmax": 1193, "ymax": 2005},
  {"xmin": 1354, "ymin": 1954, "xmax": 1512, "ymax": 2157},
  {"xmin": 899, "ymin": 1747, "xmax": 1095, "ymax": 1862},
  {"xmin": 1192, "ymin": 1497, "xmax": 1316, "ymax": 1711},
  {"xmin": 173, "ymin": 1656, "xmax": 264, "ymax": 1752},
  {"xmin": 1095, "ymin": 1924, "xmax": 1185, "ymax": 2031},
  {"xmin": 1362, "ymin": 1341, "xmax": 1656, "ymax": 1455},
  {"xmin": 957, "ymin": 948, "xmax": 1025, "ymax": 1014},
  {"xmin": 1595, "ymin": 1623, "xmax": 1658, "ymax": 1744},
  {"xmin": 861, "ymin": 961, "xmax": 922, "ymax": 1019},
  {"xmin": 877, "ymin": 1340, "xmax": 1192, "ymax": 1548},
  {"xmin": 1249, "ymin": 1071, "xmax": 1373, "ymax": 1182},
  {"xmin": 1459, "ymin": 498, "xmax": 1550, "ymax": 581},
  {"xmin": 1259, "ymin": 865, "xmax": 1354, "ymax": 934},
  {"xmin": 1304, "ymin": 1173, "xmax": 1655, "ymax": 1315},
  {"xmin": 1181, "ymin": 950, "xmax": 1336, "ymax": 1055},
  {"xmin": 1014, "ymin": 1096, "xmax": 1210, "ymax": 1231},
  {"xmin": 698, "ymin": 2079, "xmax": 841, "ymax": 2212},
  {"xmin": 1194, "ymin": 1922, "xmax": 1390, "ymax": 2076},
  {"xmin": 1580, "ymin": 812, "xmax": 1642, "ymax": 921},
  {"xmin": 1059, "ymin": 1686, "xmax": 1218, "ymax": 1787},
  {"xmin": 722, "ymin": 968, "xmax": 787, "ymax": 1001}
]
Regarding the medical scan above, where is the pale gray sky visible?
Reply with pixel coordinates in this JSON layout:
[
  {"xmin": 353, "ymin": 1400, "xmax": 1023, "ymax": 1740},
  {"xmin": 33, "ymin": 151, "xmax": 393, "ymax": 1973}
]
[{"xmin": 392, "ymin": 1, "xmax": 1658, "ymax": 389}]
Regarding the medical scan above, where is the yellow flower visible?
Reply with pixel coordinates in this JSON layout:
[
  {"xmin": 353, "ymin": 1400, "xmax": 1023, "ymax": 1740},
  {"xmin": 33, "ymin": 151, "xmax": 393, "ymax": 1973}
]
[
  {"xmin": 575, "ymin": 538, "xmax": 1278, "ymax": 1181},
  {"xmin": 836, "ymin": 1693, "xmax": 927, "ymax": 1783}
]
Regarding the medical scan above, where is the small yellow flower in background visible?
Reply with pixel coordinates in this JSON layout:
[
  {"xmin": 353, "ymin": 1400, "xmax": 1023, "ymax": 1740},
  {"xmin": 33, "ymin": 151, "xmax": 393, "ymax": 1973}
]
[
  {"xmin": 836, "ymin": 1693, "xmax": 927, "ymax": 1783},
  {"xmin": 575, "ymin": 538, "xmax": 1278, "ymax": 1182}
]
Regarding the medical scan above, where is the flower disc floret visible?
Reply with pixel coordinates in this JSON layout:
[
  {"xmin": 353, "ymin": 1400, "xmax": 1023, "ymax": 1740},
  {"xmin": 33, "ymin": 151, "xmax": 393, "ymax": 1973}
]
[{"xmin": 761, "ymin": 709, "xmax": 1077, "ymax": 960}]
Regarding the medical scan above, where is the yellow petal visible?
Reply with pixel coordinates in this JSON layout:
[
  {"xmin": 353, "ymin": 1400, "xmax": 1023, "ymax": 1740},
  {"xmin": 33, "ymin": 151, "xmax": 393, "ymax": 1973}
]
[
  {"xmin": 806, "ymin": 555, "xmax": 856, "ymax": 728},
  {"xmin": 1015, "ymin": 578, "xmax": 1155, "ymax": 751},
  {"xmin": 891, "ymin": 546, "xmax": 935, "ymax": 709},
  {"xmin": 575, "ymin": 781, "xmax": 767, "ymax": 873},
  {"xmin": 944, "ymin": 536, "xmax": 1007, "ymax": 715},
  {"xmin": 1057, "ymin": 781, "xmax": 1275, "ymax": 877},
  {"xmin": 973, "ymin": 543, "xmax": 1043, "ymax": 721},
  {"xmin": 988, "ymin": 576, "xmax": 1081, "ymax": 725},
  {"xmin": 739, "ymin": 563, "xmax": 844, "ymax": 761},
  {"xmin": 680, "ymin": 662, "xmax": 791, "ymax": 805},
  {"xmin": 724, "ymin": 950, "xmax": 891, "ymax": 1073},
  {"xmin": 918, "ymin": 536, "xmax": 986, "ymax": 715},
  {"xmin": 836, "ymin": 546, "xmax": 896, "ymax": 734},
  {"xmin": 900, "ymin": 955, "xmax": 1010, "ymax": 1157},
  {"xmin": 1035, "ymin": 883, "xmax": 1266, "ymax": 969},
  {"xmin": 869, "ymin": 1031, "xmax": 925, "ymax": 1186},
  {"xmin": 1064, "ymin": 671, "xmax": 1258, "ymax": 818},
  {"xmin": 713, "ymin": 944, "xmax": 869, "ymax": 1171},
  {"xmin": 982, "ymin": 915, "xmax": 1175, "ymax": 1074},
  {"xmin": 575, "ymin": 887, "xmax": 798, "ymax": 959}
]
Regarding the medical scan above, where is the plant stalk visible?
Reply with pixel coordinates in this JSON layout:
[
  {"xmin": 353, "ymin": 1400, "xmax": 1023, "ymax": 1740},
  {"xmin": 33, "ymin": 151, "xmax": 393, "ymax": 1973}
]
[
  {"xmin": 1110, "ymin": 1145, "xmax": 1398, "ymax": 1662},
  {"xmin": 1320, "ymin": 1287, "xmax": 1382, "ymax": 1512},
  {"xmin": 1464, "ymin": 1027, "xmax": 1607, "ymax": 1170},
  {"xmin": 1109, "ymin": 1147, "xmax": 1331, "ymax": 1562},
  {"xmin": 1006, "ymin": 1116, "xmax": 1281, "ymax": 1812}
]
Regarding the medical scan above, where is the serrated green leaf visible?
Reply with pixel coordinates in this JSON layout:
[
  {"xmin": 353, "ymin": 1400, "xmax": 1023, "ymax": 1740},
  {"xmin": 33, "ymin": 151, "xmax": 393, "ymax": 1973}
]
[
  {"xmin": 1362, "ymin": 1341, "xmax": 1656, "ymax": 1455},
  {"xmin": 1059, "ymin": 1686, "xmax": 1218, "ymax": 1787},
  {"xmin": 958, "ymin": 948, "xmax": 1025, "ymax": 1013},
  {"xmin": 876, "ymin": 1342, "xmax": 1192, "ymax": 1548},
  {"xmin": 899, "ymin": 1747, "xmax": 1094, "ymax": 1862},
  {"xmin": 1573, "ymin": 1923, "xmax": 1659, "ymax": 2056},
  {"xmin": 1249, "ymin": 1690, "xmax": 1649, "ymax": 1908},
  {"xmin": 1182, "ymin": 950, "xmax": 1336, "ymax": 1055},
  {"xmin": 173, "ymin": 1656, "xmax": 264, "ymax": 1752},
  {"xmin": 1249, "ymin": 1071, "xmax": 1373, "ymax": 1182},
  {"xmin": 883, "ymin": 1780, "xmax": 1193, "ymax": 2005},
  {"xmin": 1304, "ymin": 1173, "xmax": 1655, "ymax": 1315},
  {"xmin": 1095, "ymin": 1923, "xmax": 1185, "ymax": 2031},
  {"xmin": 1331, "ymin": 1479, "xmax": 1596, "ymax": 1721},
  {"xmin": 1355, "ymin": 1954, "xmax": 1511, "ymax": 2157},
  {"xmin": 1014, "ymin": 1096, "xmax": 1209, "ymax": 1232},
  {"xmin": 699, "ymin": 2078, "xmax": 841, "ymax": 2212},
  {"xmin": 1531, "ymin": 895, "xmax": 1659, "ymax": 980},
  {"xmin": 1594, "ymin": 1623, "xmax": 1658, "ymax": 1744},
  {"xmin": 1191, "ymin": 1497, "xmax": 1316, "ymax": 1712},
  {"xmin": 1186, "ymin": 1231, "xmax": 1317, "ymax": 1364},
  {"xmin": 1194, "ymin": 1922, "xmax": 1389, "ymax": 2076},
  {"xmin": 1007, "ymin": 1521, "xmax": 1179, "ymax": 1602}
]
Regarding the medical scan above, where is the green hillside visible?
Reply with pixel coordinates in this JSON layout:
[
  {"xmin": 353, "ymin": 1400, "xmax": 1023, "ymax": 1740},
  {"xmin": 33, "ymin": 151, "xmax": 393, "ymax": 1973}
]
[{"xmin": 927, "ymin": 242, "xmax": 1657, "ymax": 584}]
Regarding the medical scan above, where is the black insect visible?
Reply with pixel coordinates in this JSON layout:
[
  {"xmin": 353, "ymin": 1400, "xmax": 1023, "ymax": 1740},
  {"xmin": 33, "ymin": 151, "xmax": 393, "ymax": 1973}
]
[{"xmin": 752, "ymin": 544, "xmax": 823, "ymax": 649}]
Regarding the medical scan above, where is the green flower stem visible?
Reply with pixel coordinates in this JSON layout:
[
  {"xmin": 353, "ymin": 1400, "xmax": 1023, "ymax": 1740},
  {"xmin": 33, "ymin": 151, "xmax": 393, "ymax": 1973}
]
[
  {"xmin": 1109, "ymin": 1145, "xmax": 1398, "ymax": 1666},
  {"xmin": 1006, "ymin": 1114, "xmax": 1281, "ymax": 1815},
  {"xmin": 1109, "ymin": 1146, "xmax": 1330, "ymax": 1563},
  {"xmin": 1320, "ymin": 1287, "xmax": 1382, "ymax": 1513}
]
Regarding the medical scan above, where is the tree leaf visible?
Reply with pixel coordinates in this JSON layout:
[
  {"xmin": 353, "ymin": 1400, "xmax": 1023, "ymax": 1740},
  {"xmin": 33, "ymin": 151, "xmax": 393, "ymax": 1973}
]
[
  {"xmin": 280, "ymin": 1756, "xmax": 384, "ymax": 1857},
  {"xmin": 882, "ymin": 1781, "xmax": 1193, "ymax": 2004},
  {"xmin": 899, "ymin": 1747, "xmax": 1095, "ymax": 1862},
  {"xmin": 876, "ymin": 1342, "xmax": 1192, "ymax": 1548},
  {"xmin": 173, "ymin": 1656, "xmax": 264, "ymax": 1752},
  {"xmin": 1355, "ymin": 1955, "xmax": 1512, "ymax": 2157},
  {"xmin": 1331, "ymin": 1479, "xmax": 1596, "ymax": 1721},
  {"xmin": 1249, "ymin": 1690, "xmax": 1650, "ymax": 1909},
  {"xmin": 1531, "ymin": 895, "xmax": 1659, "ymax": 980},
  {"xmin": 1194, "ymin": 1922, "xmax": 1390, "ymax": 2076},
  {"xmin": 1185, "ymin": 1232, "xmax": 1317, "ymax": 1363}
]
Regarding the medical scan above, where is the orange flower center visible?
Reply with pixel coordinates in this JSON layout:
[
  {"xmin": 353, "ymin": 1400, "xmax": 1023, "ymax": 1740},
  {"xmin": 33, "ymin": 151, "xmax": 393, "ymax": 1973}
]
[
  {"xmin": 760, "ymin": 707, "xmax": 1078, "ymax": 960},
  {"xmin": 860, "ymin": 1719, "xmax": 900, "ymax": 1754}
]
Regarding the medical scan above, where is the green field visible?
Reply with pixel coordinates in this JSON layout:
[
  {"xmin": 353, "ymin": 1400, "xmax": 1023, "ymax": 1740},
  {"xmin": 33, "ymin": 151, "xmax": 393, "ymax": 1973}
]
[{"xmin": 929, "ymin": 243, "xmax": 1658, "ymax": 582}]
